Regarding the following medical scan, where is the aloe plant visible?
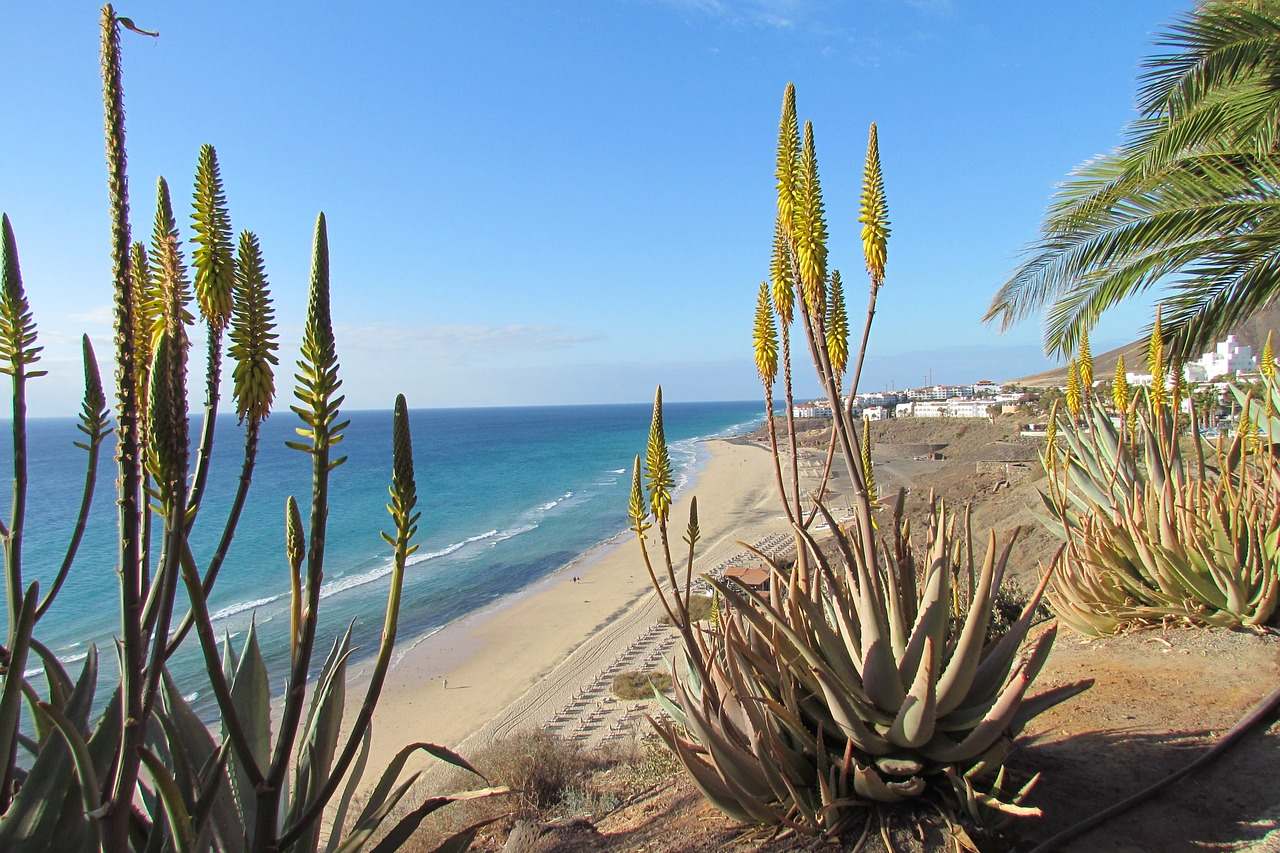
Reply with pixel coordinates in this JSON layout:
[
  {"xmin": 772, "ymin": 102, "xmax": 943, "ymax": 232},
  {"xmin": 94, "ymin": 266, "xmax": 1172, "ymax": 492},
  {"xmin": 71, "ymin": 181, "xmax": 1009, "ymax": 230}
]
[
  {"xmin": 1041, "ymin": 370, "xmax": 1280, "ymax": 635},
  {"xmin": 628, "ymin": 85, "xmax": 1085, "ymax": 840},
  {"xmin": 0, "ymin": 7, "xmax": 503, "ymax": 851}
]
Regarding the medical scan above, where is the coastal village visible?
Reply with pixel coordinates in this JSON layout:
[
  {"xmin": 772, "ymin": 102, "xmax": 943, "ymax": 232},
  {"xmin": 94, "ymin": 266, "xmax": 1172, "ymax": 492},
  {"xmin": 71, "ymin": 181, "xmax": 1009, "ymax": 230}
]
[{"xmin": 794, "ymin": 334, "xmax": 1265, "ymax": 435}]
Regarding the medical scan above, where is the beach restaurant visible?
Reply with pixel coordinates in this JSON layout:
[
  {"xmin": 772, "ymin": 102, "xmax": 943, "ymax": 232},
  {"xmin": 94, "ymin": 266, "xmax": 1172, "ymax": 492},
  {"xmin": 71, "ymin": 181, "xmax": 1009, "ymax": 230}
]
[{"xmin": 723, "ymin": 564, "xmax": 770, "ymax": 593}]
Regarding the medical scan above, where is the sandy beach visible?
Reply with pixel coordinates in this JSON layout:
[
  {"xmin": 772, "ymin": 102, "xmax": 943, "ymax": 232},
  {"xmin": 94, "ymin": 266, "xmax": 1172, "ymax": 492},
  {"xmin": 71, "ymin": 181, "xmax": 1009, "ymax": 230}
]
[{"xmin": 340, "ymin": 435, "xmax": 840, "ymax": 786}]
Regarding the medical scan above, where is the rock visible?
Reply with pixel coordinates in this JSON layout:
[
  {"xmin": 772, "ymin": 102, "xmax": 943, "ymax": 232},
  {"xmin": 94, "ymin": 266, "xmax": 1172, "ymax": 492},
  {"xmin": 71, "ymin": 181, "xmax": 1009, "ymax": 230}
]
[{"xmin": 503, "ymin": 818, "xmax": 608, "ymax": 852}]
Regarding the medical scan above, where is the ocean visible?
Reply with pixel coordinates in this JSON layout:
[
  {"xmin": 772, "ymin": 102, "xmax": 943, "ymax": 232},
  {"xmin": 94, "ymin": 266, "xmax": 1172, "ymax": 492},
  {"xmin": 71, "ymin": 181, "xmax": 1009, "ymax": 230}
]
[{"xmin": 3, "ymin": 401, "xmax": 761, "ymax": 716}]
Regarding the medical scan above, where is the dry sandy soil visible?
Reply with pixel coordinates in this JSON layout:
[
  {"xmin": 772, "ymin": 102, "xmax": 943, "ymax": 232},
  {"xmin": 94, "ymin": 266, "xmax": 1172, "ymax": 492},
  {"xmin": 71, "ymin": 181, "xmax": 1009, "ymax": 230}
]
[
  {"xmin": 466, "ymin": 628, "xmax": 1279, "ymax": 853},
  {"xmin": 417, "ymin": 417, "xmax": 1280, "ymax": 852}
]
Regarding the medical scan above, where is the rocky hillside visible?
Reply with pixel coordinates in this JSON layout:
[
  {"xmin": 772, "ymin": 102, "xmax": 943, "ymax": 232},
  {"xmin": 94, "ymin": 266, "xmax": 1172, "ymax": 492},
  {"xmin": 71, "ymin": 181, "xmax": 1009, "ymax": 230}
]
[{"xmin": 1013, "ymin": 303, "xmax": 1280, "ymax": 387}]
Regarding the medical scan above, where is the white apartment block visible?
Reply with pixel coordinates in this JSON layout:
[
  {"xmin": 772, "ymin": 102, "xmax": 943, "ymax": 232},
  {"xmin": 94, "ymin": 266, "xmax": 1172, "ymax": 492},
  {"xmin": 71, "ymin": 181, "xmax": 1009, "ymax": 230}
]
[
  {"xmin": 1195, "ymin": 335, "xmax": 1255, "ymax": 380},
  {"xmin": 910, "ymin": 384, "xmax": 973, "ymax": 401},
  {"xmin": 792, "ymin": 401, "xmax": 833, "ymax": 419},
  {"xmin": 899, "ymin": 398, "xmax": 995, "ymax": 419}
]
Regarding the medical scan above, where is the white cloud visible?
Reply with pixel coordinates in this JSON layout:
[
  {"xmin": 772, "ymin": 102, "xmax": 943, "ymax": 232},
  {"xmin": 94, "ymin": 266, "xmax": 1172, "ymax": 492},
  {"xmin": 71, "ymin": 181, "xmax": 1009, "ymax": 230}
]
[
  {"xmin": 654, "ymin": 0, "xmax": 804, "ymax": 29},
  {"xmin": 334, "ymin": 322, "xmax": 603, "ymax": 363},
  {"xmin": 68, "ymin": 305, "xmax": 114, "ymax": 327}
]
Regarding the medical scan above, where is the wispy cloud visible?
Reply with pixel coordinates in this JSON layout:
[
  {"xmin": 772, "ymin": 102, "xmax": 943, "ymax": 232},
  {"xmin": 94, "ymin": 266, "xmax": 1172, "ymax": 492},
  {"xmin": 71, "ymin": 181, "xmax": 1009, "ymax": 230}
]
[
  {"xmin": 655, "ymin": 0, "xmax": 804, "ymax": 29},
  {"xmin": 335, "ymin": 322, "xmax": 603, "ymax": 363},
  {"xmin": 902, "ymin": 0, "xmax": 955, "ymax": 15}
]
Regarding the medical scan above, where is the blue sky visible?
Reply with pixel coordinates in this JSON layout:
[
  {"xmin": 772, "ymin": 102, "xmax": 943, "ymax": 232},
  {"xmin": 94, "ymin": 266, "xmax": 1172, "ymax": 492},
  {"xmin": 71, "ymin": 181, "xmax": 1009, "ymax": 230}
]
[{"xmin": 3, "ymin": 0, "xmax": 1190, "ymax": 415}]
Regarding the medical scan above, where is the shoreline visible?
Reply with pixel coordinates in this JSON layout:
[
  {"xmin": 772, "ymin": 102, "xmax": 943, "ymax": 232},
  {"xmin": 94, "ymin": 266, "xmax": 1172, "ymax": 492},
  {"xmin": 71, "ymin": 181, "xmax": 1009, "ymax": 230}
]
[{"xmin": 342, "ymin": 434, "xmax": 818, "ymax": 784}]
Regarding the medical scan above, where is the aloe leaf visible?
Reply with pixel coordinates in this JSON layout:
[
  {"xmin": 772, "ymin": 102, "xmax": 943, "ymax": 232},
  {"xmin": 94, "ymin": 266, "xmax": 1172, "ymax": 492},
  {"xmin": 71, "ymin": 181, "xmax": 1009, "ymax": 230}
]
[
  {"xmin": 0, "ymin": 584, "xmax": 38, "ymax": 791},
  {"xmin": 335, "ymin": 772, "xmax": 421, "ymax": 852},
  {"xmin": 887, "ymin": 635, "xmax": 937, "ymax": 749},
  {"xmin": 935, "ymin": 533, "xmax": 1007, "ymax": 715},
  {"xmin": 28, "ymin": 638, "xmax": 73, "ymax": 711},
  {"xmin": 139, "ymin": 745, "xmax": 195, "ymax": 853},
  {"xmin": 364, "ymin": 787, "xmax": 509, "ymax": 853},
  {"xmin": 651, "ymin": 722, "xmax": 754, "ymax": 824},
  {"xmin": 34, "ymin": 701, "xmax": 100, "ymax": 831},
  {"xmin": 424, "ymin": 815, "xmax": 508, "ymax": 853},
  {"xmin": 675, "ymin": 681, "xmax": 774, "ymax": 802},
  {"xmin": 967, "ymin": 556, "xmax": 1056, "ymax": 703},
  {"xmin": 324, "ymin": 723, "xmax": 371, "ymax": 853},
  {"xmin": 160, "ymin": 672, "xmax": 238, "ymax": 850},
  {"xmin": 352, "ymin": 741, "xmax": 486, "ymax": 833},
  {"xmin": 1009, "ymin": 679, "xmax": 1094, "ymax": 736},
  {"xmin": 226, "ymin": 621, "xmax": 271, "ymax": 834},
  {"xmin": 287, "ymin": 627, "xmax": 353, "ymax": 852},
  {"xmin": 925, "ymin": 626, "xmax": 1056, "ymax": 764}
]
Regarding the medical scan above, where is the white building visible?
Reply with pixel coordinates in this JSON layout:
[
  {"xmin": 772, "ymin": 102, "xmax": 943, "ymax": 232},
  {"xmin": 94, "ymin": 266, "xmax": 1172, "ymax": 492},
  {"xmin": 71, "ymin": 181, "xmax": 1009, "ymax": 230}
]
[
  {"xmin": 948, "ymin": 399, "xmax": 996, "ymax": 418},
  {"xmin": 860, "ymin": 405, "xmax": 892, "ymax": 421},
  {"xmin": 971, "ymin": 380, "xmax": 1002, "ymax": 397},
  {"xmin": 1195, "ymin": 335, "xmax": 1255, "ymax": 380},
  {"xmin": 792, "ymin": 401, "xmax": 833, "ymax": 419},
  {"xmin": 910, "ymin": 384, "xmax": 973, "ymax": 402},
  {"xmin": 899, "ymin": 398, "xmax": 995, "ymax": 419}
]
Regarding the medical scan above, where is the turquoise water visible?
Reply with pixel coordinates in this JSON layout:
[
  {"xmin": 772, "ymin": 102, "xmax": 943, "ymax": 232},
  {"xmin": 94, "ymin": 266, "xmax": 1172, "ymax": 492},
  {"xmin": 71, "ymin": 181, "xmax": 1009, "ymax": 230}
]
[{"xmin": 3, "ymin": 401, "xmax": 761, "ymax": 715}]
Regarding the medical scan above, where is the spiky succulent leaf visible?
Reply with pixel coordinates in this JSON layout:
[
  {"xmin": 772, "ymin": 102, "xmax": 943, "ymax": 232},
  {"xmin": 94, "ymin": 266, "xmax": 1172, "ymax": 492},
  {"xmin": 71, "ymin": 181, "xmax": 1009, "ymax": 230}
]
[
  {"xmin": 792, "ymin": 122, "xmax": 828, "ymax": 317},
  {"xmin": 191, "ymin": 144, "xmax": 235, "ymax": 329},
  {"xmin": 1042, "ymin": 393, "xmax": 1279, "ymax": 632},
  {"xmin": 826, "ymin": 269, "xmax": 848, "ymax": 377},
  {"xmin": 752, "ymin": 281, "xmax": 778, "ymax": 386},
  {"xmin": 229, "ymin": 230, "xmax": 278, "ymax": 424},
  {"xmin": 858, "ymin": 123, "xmax": 890, "ymax": 286}
]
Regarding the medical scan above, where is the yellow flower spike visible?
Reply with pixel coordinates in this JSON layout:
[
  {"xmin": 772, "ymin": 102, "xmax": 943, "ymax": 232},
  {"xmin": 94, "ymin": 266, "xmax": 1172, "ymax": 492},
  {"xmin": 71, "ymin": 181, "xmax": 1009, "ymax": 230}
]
[
  {"xmin": 775, "ymin": 83, "xmax": 800, "ymax": 238},
  {"xmin": 628, "ymin": 455, "xmax": 651, "ymax": 537},
  {"xmin": 645, "ymin": 387, "xmax": 674, "ymax": 525},
  {"xmin": 1262, "ymin": 331, "xmax": 1275, "ymax": 382},
  {"xmin": 1112, "ymin": 354, "xmax": 1129, "ymax": 420},
  {"xmin": 770, "ymin": 216, "xmax": 795, "ymax": 327},
  {"xmin": 1078, "ymin": 326, "xmax": 1093, "ymax": 404},
  {"xmin": 861, "ymin": 415, "xmax": 878, "ymax": 506},
  {"xmin": 1170, "ymin": 354, "xmax": 1185, "ymax": 413},
  {"xmin": 1045, "ymin": 400, "xmax": 1059, "ymax": 467},
  {"xmin": 1065, "ymin": 358, "xmax": 1081, "ymax": 421},
  {"xmin": 858, "ymin": 122, "xmax": 890, "ymax": 287},
  {"xmin": 793, "ymin": 121, "xmax": 828, "ymax": 318},
  {"xmin": 1149, "ymin": 307, "xmax": 1167, "ymax": 411},
  {"xmin": 826, "ymin": 269, "xmax": 849, "ymax": 377},
  {"xmin": 752, "ymin": 281, "xmax": 778, "ymax": 387}
]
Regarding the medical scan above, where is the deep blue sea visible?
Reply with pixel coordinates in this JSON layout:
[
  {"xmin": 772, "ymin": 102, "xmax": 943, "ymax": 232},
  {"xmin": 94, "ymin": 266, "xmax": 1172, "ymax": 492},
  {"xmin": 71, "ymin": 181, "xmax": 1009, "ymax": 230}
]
[{"xmin": 2, "ymin": 401, "xmax": 760, "ymax": 715}]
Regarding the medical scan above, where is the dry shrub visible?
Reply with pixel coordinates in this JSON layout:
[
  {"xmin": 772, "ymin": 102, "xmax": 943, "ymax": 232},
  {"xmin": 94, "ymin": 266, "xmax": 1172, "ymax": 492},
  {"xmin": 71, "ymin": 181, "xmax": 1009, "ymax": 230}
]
[
  {"xmin": 611, "ymin": 670, "xmax": 673, "ymax": 700},
  {"xmin": 659, "ymin": 593, "xmax": 714, "ymax": 623},
  {"xmin": 473, "ymin": 729, "xmax": 600, "ymax": 812}
]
